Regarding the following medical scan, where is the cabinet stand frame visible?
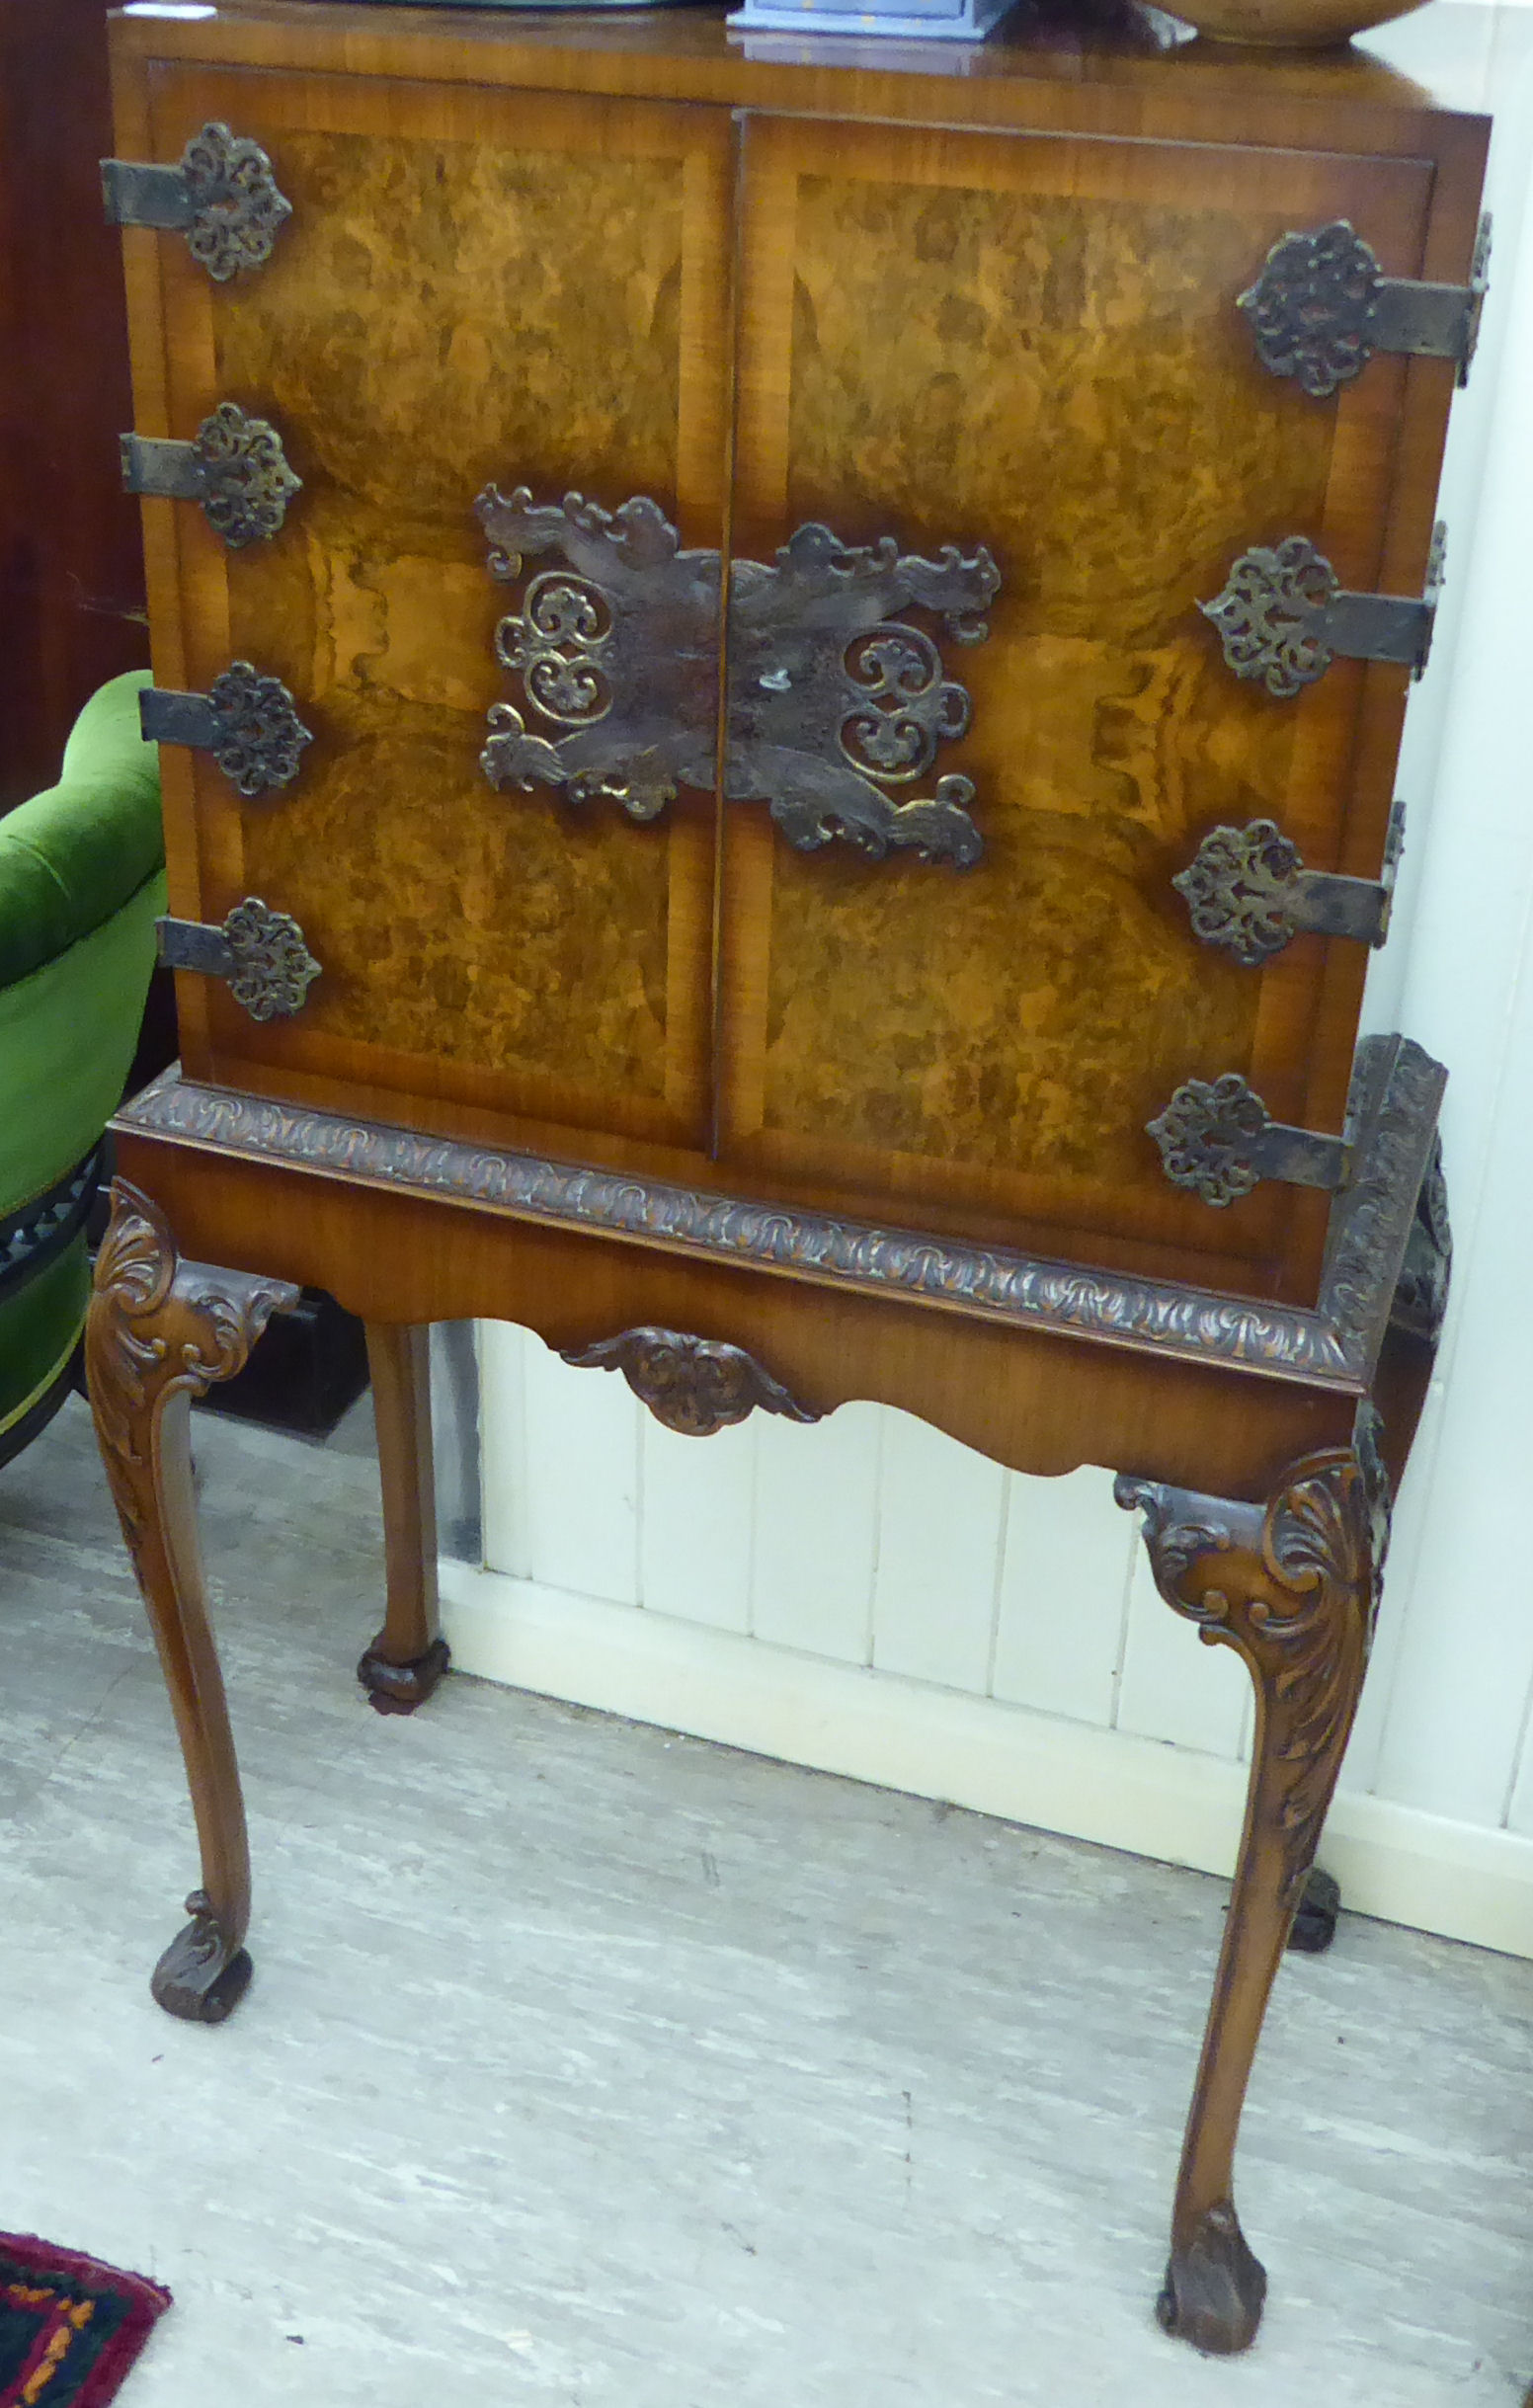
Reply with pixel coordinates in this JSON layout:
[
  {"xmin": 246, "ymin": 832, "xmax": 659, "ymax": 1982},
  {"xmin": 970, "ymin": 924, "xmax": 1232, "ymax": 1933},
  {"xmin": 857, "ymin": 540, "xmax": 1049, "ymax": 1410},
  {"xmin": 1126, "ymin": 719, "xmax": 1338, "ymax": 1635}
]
[{"xmin": 87, "ymin": 1033, "xmax": 1442, "ymax": 2350}]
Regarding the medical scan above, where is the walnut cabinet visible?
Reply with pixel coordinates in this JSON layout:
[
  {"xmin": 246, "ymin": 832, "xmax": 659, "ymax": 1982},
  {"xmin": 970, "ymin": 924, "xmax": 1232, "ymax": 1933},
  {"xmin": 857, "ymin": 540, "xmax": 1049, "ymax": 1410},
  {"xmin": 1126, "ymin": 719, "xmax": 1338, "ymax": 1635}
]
[{"xmin": 89, "ymin": 0, "xmax": 1487, "ymax": 2361}]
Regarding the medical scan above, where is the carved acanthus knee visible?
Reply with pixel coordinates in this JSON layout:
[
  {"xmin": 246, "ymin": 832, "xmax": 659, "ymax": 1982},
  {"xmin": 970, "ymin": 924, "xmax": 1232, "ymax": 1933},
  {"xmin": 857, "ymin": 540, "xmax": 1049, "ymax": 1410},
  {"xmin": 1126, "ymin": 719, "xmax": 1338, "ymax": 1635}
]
[
  {"xmin": 1114, "ymin": 1408, "xmax": 1391, "ymax": 2352},
  {"xmin": 1115, "ymin": 1406, "xmax": 1389, "ymax": 1913}
]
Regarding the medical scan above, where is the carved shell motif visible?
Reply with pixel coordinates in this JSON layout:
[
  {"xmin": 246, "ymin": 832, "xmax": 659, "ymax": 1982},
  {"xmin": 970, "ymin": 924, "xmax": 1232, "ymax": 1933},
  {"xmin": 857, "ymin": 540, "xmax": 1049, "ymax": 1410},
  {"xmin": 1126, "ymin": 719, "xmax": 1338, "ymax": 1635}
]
[{"xmin": 561, "ymin": 1326, "xmax": 821, "ymax": 1437}]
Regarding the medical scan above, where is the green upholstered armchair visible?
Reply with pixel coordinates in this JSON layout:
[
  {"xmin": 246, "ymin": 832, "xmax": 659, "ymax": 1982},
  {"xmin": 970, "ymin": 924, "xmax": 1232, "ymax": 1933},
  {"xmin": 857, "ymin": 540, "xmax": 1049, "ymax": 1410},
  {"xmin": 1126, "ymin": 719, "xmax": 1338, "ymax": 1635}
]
[{"xmin": 0, "ymin": 672, "xmax": 164, "ymax": 1465}]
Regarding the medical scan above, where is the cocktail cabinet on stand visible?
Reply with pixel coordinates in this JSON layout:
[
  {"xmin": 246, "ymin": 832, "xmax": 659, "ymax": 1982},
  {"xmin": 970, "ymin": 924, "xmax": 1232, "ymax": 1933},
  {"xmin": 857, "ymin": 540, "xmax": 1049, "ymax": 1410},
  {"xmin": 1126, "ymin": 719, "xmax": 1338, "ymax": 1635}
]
[{"xmin": 88, "ymin": 0, "xmax": 1486, "ymax": 2357}]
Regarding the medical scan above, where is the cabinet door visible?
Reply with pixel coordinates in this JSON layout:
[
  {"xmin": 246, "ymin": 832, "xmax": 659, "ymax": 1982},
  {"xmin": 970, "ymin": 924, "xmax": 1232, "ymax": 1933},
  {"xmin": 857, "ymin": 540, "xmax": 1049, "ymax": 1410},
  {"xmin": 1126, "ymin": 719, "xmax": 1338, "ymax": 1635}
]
[
  {"xmin": 129, "ymin": 63, "xmax": 731, "ymax": 1156},
  {"xmin": 720, "ymin": 113, "xmax": 1439, "ymax": 1301}
]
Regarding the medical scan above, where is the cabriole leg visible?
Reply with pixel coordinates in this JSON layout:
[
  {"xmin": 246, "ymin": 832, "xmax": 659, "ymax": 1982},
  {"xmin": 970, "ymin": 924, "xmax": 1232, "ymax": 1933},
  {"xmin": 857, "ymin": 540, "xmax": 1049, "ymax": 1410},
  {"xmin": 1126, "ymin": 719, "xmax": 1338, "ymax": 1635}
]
[
  {"xmin": 1115, "ymin": 1408, "xmax": 1390, "ymax": 2354},
  {"xmin": 86, "ymin": 1179, "xmax": 298, "ymax": 2023},
  {"xmin": 357, "ymin": 1322, "xmax": 449, "ymax": 1715}
]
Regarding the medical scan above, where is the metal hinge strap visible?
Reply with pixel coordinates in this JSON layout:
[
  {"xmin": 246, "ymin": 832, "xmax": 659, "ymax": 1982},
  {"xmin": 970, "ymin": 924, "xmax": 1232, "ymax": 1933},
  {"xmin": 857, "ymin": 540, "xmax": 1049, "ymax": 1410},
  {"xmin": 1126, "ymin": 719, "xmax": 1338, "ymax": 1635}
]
[
  {"xmin": 1149, "ymin": 1074, "xmax": 1349, "ymax": 1208},
  {"xmin": 121, "ymin": 434, "xmax": 204, "ymax": 504},
  {"xmin": 1200, "ymin": 528, "xmax": 1443, "ymax": 698},
  {"xmin": 1370, "ymin": 277, "xmax": 1483, "ymax": 369},
  {"xmin": 102, "ymin": 120, "xmax": 291, "ymax": 282},
  {"xmin": 1239, "ymin": 215, "xmax": 1492, "ymax": 397},
  {"xmin": 140, "ymin": 662, "xmax": 312, "ymax": 798},
  {"xmin": 158, "ymin": 900, "xmax": 320, "ymax": 1021},
  {"xmin": 101, "ymin": 158, "xmax": 195, "ymax": 231},
  {"xmin": 1175, "ymin": 797, "xmax": 1405, "ymax": 965},
  {"xmin": 121, "ymin": 404, "xmax": 300, "ymax": 547}
]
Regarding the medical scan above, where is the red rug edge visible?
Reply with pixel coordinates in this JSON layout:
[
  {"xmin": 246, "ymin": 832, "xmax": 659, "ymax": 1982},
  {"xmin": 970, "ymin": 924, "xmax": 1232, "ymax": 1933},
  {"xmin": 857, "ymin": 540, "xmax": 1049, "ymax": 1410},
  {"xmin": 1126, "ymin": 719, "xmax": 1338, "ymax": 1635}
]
[{"xmin": 0, "ymin": 2232, "xmax": 172, "ymax": 2400}]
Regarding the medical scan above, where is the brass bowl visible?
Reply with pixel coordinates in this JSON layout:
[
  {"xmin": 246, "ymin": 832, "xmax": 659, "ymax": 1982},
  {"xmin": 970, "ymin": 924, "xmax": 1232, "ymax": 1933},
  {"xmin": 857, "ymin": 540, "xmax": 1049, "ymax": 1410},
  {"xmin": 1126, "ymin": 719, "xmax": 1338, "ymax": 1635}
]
[{"xmin": 1165, "ymin": 0, "xmax": 1421, "ymax": 43}]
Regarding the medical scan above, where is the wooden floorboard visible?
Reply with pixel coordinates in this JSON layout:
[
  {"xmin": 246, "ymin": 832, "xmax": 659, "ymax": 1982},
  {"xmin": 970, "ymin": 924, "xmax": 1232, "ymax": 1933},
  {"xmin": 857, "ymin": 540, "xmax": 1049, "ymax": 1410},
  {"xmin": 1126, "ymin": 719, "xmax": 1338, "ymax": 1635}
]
[{"xmin": 2, "ymin": 1394, "xmax": 1531, "ymax": 2405}]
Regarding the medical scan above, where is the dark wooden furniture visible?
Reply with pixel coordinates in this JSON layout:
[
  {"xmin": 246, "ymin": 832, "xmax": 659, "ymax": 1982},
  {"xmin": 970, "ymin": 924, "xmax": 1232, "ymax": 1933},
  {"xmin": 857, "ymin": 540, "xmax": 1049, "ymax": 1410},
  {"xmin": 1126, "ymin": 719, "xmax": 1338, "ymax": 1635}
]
[
  {"xmin": 88, "ymin": 0, "xmax": 1482, "ymax": 2355},
  {"xmin": 0, "ymin": 0, "xmax": 148, "ymax": 809}
]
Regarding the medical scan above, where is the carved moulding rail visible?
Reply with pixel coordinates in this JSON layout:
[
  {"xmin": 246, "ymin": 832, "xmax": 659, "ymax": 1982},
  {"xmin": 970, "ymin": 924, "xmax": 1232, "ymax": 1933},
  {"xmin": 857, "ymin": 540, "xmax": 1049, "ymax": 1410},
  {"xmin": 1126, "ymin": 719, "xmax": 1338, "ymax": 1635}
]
[{"xmin": 116, "ymin": 1035, "xmax": 1442, "ymax": 1394}]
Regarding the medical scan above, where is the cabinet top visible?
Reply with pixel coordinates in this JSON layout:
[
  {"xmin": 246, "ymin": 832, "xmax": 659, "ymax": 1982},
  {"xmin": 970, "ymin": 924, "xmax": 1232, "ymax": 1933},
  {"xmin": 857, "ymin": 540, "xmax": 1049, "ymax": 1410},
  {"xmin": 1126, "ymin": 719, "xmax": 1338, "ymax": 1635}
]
[{"xmin": 110, "ymin": 0, "xmax": 1516, "ymax": 141}]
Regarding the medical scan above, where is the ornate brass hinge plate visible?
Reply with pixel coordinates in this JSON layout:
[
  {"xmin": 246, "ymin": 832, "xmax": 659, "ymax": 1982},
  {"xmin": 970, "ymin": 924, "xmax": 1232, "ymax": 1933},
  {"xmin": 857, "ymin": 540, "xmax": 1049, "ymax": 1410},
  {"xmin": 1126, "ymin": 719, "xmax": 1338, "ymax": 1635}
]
[
  {"xmin": 1148, "ymin": 1074, "xmax": 1349, "ymax": 1207},
  {"xmin": 1200, "ymin": 526, "xmax": 1443, "ymax": 697},
  {"xmin": 1174, "ymin": 797, "xmax": 1405, "ymax": 965},
  {"xmin": 475, "ymin": 487, "xmax": 998, "ymax": 867},
  {"xmin": 102, "ymin": 120, "xmax": 291, "ymax": 282},
  {"xmin": 158, "ymin": 899, "xmax": 320, "ymax": 1022},
  {"xmin": 1239, "ymin": 215, "xmax": 1493, "ymax": 398},
  {"xmin": 140, "ymin": 662, "xmax": 312, "ymax": 798},
  {"xmin": 121, "ymin": 403, "xmax": 301, "ymax": 548}
]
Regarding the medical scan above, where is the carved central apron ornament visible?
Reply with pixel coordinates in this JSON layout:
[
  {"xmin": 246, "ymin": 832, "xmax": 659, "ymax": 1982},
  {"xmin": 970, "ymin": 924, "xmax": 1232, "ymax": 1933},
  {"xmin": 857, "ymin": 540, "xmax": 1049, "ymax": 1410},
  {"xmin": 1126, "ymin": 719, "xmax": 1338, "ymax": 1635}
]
[{"xmin": 475, "ymin": 486, "xmax": 999, "ymax": 867}]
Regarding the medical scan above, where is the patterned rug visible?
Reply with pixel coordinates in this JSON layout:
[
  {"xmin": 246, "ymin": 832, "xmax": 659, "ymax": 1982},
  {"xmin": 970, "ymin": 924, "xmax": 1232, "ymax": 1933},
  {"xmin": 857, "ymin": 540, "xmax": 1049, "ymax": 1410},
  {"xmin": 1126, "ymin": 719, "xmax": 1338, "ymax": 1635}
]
[{"xmin": 0, "ymin": 2236, "xmax": 170, "ymax": 2406}]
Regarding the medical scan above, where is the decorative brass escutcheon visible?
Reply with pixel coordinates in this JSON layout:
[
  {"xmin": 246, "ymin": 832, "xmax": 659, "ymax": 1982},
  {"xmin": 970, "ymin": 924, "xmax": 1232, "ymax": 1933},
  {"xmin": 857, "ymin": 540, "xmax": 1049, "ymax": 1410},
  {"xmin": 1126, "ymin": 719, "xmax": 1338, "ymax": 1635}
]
[
  {"xmin": 102, "ymin": 120, "xmax": 291, "ymax": 282},
  {"xmin": 475, "ymin": 487, "xmax": 999, "ymax": 867},
  {"xmin": 1239, "ymin": 215, "xmax": 1492, "ymax": 399},
  {"xmin": 158, "ymin": 899, "xmax": 320, "ymax": 1022}
]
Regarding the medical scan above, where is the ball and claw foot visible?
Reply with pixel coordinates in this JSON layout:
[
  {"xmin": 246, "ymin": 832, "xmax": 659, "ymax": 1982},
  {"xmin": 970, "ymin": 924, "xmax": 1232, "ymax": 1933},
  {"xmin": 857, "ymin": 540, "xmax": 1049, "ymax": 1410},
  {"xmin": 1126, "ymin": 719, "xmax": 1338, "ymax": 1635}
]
[
  {"xmin": 149, "ymin": 1890, "xmax": 254, "ymax": 2024},
  {"xmin": 1157, "ymin": 2201, "xmax": 1267, "ymax": 2355},
  {"xmin": 358, "ymin": 1636, "xmax": 450, "ymax": 1716},
  {"xmin": 1287, "ymin": 1865, "xmax": 1340, "ymax": 1954}
]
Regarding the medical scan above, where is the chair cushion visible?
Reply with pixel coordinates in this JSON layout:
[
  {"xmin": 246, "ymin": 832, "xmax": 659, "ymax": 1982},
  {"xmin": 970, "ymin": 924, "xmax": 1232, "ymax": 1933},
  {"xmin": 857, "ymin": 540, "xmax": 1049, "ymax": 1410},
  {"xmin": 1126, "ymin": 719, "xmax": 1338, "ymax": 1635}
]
[
  {"xmin": 0, "ymin": 672, "xmax": 162, "ymax": 988},
  {"xmin": 0, "ymin": 864, "xmax": 166, "ymax": 1212}
]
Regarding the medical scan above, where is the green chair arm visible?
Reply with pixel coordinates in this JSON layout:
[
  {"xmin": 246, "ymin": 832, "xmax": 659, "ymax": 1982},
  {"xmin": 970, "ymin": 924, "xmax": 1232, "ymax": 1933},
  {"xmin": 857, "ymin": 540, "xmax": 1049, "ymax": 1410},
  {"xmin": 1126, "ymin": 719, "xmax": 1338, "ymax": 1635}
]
[{"xmin": 0, "ymin": 671, "xmax": 163, "ymax": 988}]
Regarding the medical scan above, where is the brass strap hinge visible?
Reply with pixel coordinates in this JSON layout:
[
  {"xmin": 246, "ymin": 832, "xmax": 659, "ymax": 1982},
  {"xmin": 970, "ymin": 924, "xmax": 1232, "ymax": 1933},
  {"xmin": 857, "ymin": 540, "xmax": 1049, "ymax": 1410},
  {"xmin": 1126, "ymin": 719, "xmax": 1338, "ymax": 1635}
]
[
  {"xmin": 1201, "ymin": 526, "xmax": 1443, "ymax": 698},
  {"xmin": 121, "ymin": 404, "xmax": 300, "ymax": 548},
  {"xmin": 140, "ymin": 663, "xmax": 312, "ymax": 798},
  {"xmin": 1240, "ymin": 215, "xmax": 1492, "ymax": 398},
  {"xmin": 158, "ymin": 900, "xmax": 320, "ymax": 1022},
  {"xmin": 102, "ymin": 120, "xmax": 291, "ymax": 281},
  {"xmin": 1148, "ymin": 1075, "xmax": 1349, "ymax": 1208},
  {"xmin": 1174, "ymin": 797, "xmax": 1405, "ymax": 966}
]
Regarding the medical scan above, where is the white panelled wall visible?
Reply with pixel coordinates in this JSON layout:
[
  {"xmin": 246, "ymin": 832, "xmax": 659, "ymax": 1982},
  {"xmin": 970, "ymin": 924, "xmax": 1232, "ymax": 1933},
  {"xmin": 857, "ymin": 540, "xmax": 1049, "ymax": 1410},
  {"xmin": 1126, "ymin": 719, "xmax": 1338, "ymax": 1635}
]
[{"xmin": 441, "ymin": 14, "xmax": 1533, "ymax": 1961}]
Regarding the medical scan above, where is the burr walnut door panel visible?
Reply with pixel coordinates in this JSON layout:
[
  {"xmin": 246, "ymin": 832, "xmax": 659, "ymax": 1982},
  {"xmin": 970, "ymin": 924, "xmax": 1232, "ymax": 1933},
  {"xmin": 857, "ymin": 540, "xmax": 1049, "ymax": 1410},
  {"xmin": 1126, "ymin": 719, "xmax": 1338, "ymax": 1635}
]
[
  {"xmin": 719, "ymin": 114, "xmax": 1440, "ymax": 1302},
  {"xmin": 130, "ymin": 63, "xmax": 731, "ymax": 1155}
]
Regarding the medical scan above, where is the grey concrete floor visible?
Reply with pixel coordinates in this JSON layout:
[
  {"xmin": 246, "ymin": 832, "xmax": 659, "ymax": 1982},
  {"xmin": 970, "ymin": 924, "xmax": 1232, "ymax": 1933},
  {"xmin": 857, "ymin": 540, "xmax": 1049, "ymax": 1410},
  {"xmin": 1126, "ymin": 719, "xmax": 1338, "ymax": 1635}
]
[{"xmin": 4, "ymin": 1392, "xmax": 1533, "ymax": 2405}]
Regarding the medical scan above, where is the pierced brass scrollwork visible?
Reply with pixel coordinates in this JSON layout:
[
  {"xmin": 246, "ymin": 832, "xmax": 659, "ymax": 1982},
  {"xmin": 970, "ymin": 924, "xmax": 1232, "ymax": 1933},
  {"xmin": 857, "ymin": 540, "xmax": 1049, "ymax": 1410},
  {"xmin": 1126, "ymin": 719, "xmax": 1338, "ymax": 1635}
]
[{"xmin": 475, "ymin": 487, "xmax": 999, "ymax": 867}]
